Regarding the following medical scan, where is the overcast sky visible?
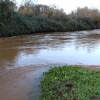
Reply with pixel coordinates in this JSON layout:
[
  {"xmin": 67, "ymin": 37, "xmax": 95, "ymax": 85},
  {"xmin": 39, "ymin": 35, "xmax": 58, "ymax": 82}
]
[{"xmin": 16, "ymin": 0, "xmax": 100, "ymax": 14}]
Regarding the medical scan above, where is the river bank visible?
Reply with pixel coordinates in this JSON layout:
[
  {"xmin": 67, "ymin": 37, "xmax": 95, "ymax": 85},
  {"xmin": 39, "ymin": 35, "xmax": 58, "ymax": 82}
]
[
  {"xmin": 40, "ymin": 65, "xmax": 100, "ymax": 100},
  {"xmin": 0, "ymin": 14, "xmax": 100, "ymax": 37},
  {"xmin": 0, "ymin": 64, "xmax": 100, "ymax": 100},
  {"xmin": 1, "ymin": 0, "xmax": 100, "ymax": 37}
]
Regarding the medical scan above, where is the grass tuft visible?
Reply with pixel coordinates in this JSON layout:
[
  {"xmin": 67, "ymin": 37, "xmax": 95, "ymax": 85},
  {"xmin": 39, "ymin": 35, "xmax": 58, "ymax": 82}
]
[{"xmin": 40, "ymin": 66, "xmax": 100, "ymax": 100}]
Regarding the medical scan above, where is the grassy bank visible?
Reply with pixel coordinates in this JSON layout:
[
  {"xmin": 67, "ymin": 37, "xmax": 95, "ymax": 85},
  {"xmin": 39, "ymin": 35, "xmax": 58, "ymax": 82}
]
[
  {"xmin": 1, "ymin": 0, "xmax": 100, "ymax": 37},
  {"xmin": 40, "ymin": 66, "xmax": 100, "ymax": 100}
]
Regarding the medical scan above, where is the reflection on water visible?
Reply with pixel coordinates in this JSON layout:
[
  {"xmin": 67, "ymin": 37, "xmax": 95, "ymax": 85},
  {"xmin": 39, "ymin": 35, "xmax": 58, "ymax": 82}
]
[
  {"xmin": 1, "ymin": 29, "xmax": 100, "ymax": 100},
  {"xmin": 0, "ymin": 29, "xmax": 100, "ymax": 70}
]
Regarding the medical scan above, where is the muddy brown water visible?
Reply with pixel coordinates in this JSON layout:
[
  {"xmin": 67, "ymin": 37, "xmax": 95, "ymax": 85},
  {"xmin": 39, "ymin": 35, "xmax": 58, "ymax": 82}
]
[{"xmin": 0, "ymin": 29, "xmax": 100, "ymax": 100}]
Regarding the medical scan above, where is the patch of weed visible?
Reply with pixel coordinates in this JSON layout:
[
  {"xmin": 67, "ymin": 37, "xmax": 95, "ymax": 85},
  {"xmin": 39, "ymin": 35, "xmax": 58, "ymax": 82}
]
[{"xmin": 40, "ymin": 66, "xmax": 100, "ymax": 100}]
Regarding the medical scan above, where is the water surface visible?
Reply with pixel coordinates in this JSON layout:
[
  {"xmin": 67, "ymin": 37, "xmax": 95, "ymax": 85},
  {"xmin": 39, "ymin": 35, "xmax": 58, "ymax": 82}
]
[{"xmin": 0, "ymin": 29, "xmax": 100, "ymax": 100}]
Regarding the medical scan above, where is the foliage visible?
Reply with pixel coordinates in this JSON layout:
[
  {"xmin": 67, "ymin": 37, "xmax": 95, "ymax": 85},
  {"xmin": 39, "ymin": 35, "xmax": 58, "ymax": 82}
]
[
  {"xmin": 1, "ymin": 0, "xmax": 100, "ymax": 37},
  {"xmin": 40, "ymin": 66, "xmax": 100, "ymax": 100},
  {"xmin": 18, "ymin": 4, "xmax": 100, "ymax": 30},
  {"xmin": 19, "ymin": 16, "xmax": 66, "ymax": 32},
  {"xmin": 0, "ymin": 0, "xmax": 17, "ymax": 12},
  {"xmin": 0, "ymin": 13, "xmax": 66, "ymax": 37}
]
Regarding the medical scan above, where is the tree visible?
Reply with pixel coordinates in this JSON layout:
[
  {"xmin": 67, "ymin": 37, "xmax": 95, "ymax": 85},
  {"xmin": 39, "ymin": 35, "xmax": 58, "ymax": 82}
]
[{"xmin": 0, "ymin": 0, "xmax": 17, "ymax": 12}]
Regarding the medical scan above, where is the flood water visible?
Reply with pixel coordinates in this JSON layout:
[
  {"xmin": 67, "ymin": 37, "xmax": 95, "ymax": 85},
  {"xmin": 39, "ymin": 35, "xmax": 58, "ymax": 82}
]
[{"xmin": 0, "ymin": 29, "xmax": 100, "ymax": 100}]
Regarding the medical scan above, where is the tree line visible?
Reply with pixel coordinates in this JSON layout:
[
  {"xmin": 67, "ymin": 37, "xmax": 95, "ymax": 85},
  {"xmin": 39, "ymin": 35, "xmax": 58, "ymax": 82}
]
[{"xmin": 0, "ymin": 0, "xmax": 100, "ymax": 37}]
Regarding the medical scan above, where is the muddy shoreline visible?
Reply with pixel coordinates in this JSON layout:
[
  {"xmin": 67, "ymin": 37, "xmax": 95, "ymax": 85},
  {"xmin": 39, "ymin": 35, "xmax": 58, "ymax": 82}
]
[{"xmin": 0, "ymin": 64, "xmax": 100, "ymax": 100}]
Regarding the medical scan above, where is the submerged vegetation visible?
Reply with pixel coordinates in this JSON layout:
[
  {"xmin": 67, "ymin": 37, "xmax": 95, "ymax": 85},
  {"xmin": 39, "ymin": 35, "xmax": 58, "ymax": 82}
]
[
  {"xmin": 40, "ymin": 66, "xmax": 100, "ymax": 100},
  {"xmin": 1, "ymin": 0, "xmax": 100, "ymax": 37}
]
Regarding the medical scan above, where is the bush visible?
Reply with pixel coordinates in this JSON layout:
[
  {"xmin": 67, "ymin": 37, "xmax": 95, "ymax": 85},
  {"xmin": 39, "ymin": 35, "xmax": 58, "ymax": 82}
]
[{"xmin": 0, "ymin": 2, "xmax": 100, "ymax": 37}]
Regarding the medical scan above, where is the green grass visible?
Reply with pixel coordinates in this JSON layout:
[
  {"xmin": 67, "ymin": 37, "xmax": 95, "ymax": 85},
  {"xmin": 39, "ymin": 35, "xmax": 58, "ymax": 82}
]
[{"xmin": 40, "ymin": 66, "xmax": 100, "ymax": 100}]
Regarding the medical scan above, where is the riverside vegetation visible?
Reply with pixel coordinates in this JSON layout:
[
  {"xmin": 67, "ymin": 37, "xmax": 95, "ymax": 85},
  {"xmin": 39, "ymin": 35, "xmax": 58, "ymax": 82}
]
[
  {"xmin": 1, "ymin": 0, "xmax": 100, "ymax": 37},
  {"xmin": 40, "ymin": 66, "xmax": 100, "ymax": 100}
]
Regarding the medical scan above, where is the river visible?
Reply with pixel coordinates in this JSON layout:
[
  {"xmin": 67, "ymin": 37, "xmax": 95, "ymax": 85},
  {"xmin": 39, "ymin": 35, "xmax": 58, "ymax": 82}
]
[{"xmin": 0, "ymin": 29, "xmax": 100, "ymax": 100}]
